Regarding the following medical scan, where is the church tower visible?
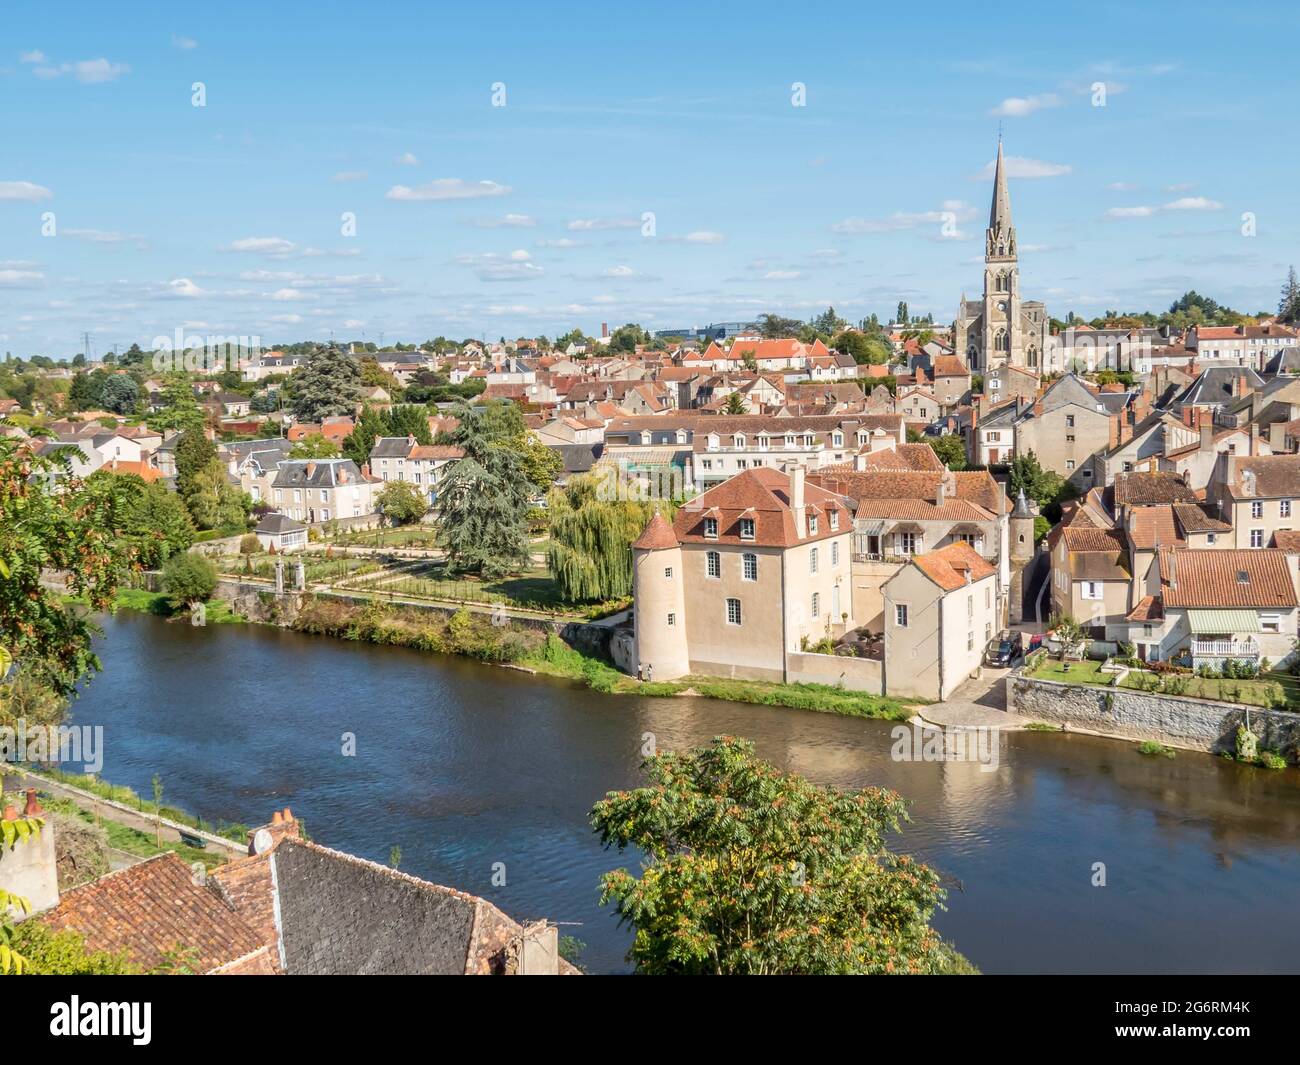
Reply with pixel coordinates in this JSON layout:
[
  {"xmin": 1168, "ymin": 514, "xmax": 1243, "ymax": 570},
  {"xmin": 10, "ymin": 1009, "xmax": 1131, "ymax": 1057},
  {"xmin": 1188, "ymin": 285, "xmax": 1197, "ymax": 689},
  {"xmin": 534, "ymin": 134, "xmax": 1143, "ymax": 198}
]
[
  {"xmin": 981, "ymin": 138, "xmax": 1022, "ymax": 369},
  {"xmin": 953, "ymin": 138, "xmax": 1048, "ymax": 374}
]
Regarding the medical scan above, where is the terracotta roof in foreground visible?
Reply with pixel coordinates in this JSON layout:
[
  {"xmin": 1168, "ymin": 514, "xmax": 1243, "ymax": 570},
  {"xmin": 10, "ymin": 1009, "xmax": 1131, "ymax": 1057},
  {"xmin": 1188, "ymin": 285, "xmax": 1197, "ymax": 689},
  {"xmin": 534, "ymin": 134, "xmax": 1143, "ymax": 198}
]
[
  {"xmin": 1159, "ymin": 548, "xmax": 1297, "ymax": 609},
  {"xmin": 910, "ymin": 541, "xmax": 997, "ymax": 592}
]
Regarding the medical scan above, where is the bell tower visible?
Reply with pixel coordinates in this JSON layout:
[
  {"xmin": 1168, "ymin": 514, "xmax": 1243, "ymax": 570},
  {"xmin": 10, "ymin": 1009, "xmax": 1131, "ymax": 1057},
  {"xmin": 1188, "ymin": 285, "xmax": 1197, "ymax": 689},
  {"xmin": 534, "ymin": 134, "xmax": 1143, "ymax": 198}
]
[{"xmin": 982, "ymin": 137, "xmax": 1022, "ymax": 369}]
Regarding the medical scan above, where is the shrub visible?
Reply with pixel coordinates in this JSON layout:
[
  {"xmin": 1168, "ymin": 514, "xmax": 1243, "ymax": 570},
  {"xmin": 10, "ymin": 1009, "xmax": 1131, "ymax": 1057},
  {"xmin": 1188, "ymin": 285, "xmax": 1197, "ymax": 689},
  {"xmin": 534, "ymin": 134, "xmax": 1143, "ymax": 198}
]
[
  {"xmin": 1257, "ymin": 750, "xmax": 1288, "ymax": 770},
  {"xmin": 1235, "ymin": 724, "xmax": 1259, "ymax": 762},
  {"xmin": 1137, "ymin": 740, "xmax": 1175, "ymax": 758},
  {"xmin": 161, "ymin": 552, "xmax": 218, "ymax": 607}
]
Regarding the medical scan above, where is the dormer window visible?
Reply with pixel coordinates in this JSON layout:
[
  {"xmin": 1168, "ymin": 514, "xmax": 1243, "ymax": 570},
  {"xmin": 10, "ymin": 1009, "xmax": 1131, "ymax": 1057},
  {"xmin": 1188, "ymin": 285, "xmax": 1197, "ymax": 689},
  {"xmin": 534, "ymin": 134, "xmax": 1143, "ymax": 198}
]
[
  {"xmin": 830, "ymin": 510, "xmax": 840, "ymax": 531},
  {"xmin": 808, "ymin": 514, "xmax": 818, "ymax": 535},
  {"xmin": 739, "ymin": 518, "xmax": 755, "ymax": 540},
  {"xmin": 704, "ymin": 517, "xmax": 719, "ymax": 538}
]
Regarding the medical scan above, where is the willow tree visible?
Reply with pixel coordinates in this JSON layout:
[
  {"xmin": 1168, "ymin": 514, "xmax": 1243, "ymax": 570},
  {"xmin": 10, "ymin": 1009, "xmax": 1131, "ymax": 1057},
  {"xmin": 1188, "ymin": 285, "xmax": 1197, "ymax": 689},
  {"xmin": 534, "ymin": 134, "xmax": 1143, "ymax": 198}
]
[{"xmin": 547, "ymin": 472, "xmax": 673, "ymax": 603}]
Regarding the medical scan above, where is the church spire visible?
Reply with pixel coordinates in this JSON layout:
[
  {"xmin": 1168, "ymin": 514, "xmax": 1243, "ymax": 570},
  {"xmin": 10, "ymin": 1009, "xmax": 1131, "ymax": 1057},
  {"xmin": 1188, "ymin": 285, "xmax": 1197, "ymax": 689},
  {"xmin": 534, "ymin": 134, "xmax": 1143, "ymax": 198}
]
[{"xmin": 986, "ymin": 136, "xmax": 1016, "ymax": 261}]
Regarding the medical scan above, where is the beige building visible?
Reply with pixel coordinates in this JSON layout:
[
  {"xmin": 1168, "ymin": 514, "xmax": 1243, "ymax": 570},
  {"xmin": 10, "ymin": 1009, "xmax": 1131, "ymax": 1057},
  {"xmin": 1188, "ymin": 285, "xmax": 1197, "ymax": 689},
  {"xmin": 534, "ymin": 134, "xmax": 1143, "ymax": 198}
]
[
  {"xmin": 882, "ymin": 542, "xmax": 999, "ymax": 701},
  {"xmin": 1206, "ymin": 452, "xmax": 1300, "ymax": 550},
  {"xmin": 629, "ymin": 466, "xmax": 855, "ymax": 682}
]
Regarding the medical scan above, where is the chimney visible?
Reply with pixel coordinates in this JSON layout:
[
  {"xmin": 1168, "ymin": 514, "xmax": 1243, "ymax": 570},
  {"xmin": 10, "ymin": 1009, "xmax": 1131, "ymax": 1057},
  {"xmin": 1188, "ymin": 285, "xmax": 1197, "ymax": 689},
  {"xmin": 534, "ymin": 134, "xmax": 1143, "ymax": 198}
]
[
  {"xmin": 1168, "ymin": 551, "xmax": 1177, "ymax": 590},
  {"xmin": 601, "ymin": 322, "xmax": 609, "ymax": 339},
  {"xmin": 305, "ymin": 461, "xmax": 316, "ymax": 479},
  {"xmin": 516, "ymin": 921, "xmax": 560, "ymax": 976},
  {"xmin": 23, "ymin": 788, "xmax": 41, "ymax": 817},
  {"xmin": 1200, "ymin": 422, "xmax": 1213, "ymax": 453},
  {"xmin": 1250, "ymin": 422, "xmax": 1260, "ymax": 456},
  {"xmin": 789, "ymin": 465, "xmax": 806, "ymax": 537},
  {"xmin": 361, "ymin": 462, "xmax": 371, "ymax": 478},
  {"xmin": 246, "ymin": 807, "xmax": 303, "ymax": 856}
]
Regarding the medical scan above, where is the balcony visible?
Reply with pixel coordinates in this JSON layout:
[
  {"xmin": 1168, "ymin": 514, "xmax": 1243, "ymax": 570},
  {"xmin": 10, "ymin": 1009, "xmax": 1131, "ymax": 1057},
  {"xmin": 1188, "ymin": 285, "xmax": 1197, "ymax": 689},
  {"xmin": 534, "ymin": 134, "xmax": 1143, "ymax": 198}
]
[{"xmin": 1190, "ymin": 638, "xmax": 1260, "ymax": 664}]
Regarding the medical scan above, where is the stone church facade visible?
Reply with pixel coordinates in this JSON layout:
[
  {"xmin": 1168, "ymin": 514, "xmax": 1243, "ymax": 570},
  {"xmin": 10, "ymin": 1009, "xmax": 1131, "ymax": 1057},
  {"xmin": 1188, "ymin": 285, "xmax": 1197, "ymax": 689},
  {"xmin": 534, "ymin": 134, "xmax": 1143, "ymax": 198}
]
[{"xmin": 953, "ymin": 140, "xmax": 1052, "ymax": 374}]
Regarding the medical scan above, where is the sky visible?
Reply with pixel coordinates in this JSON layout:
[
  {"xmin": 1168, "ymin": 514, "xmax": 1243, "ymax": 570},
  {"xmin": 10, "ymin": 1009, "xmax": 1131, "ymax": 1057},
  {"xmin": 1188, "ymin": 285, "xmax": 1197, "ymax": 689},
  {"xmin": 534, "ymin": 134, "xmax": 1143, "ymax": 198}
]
[{"xmin": 2, "ymin": 0, "xmax": 1298, "ymax": 359}]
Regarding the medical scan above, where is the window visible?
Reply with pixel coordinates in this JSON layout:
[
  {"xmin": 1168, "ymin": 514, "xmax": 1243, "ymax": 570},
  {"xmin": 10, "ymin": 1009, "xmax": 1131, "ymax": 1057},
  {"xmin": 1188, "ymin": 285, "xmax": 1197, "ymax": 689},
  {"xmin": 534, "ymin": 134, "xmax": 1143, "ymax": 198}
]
[
  {"xmin": 1283, "ymin": 500, "xmax": 1292, "ymax": 518},
  {"xmin": 809, "ymin": 547, "xmax": 818, "ymax": 574},
  {"xmin": 831, "ymin": 541, "xmax": 839, "ymax": 566},
  {"xmin": 899, "ymin": 532, "xmax": 919, "ymax": 554},
  {"xmin": 664, "ymin": 567, "xmax": 673, "ymax": 579},
  {"xmin": 742, "ymin": 553, "xmax": 757, "ymax": 581},
  {"xmin": 808, "ymin": 514, "xmax": 818, "ymax": 535},
  {"xmin": 1251, "ymin": 529, "xmax": 1265, "ymax": 548},
  {"xmin": 1261, "ymin": 613, "xmax": 1281, "ymax": 634},
  {"xmin": 704, "ymin": 517, "xmax": 718, "ymax": 538},
  {"xmin": 739, "ymin": 518, "xmax": 755, "ymax": 540},
  {"xmin": 1066, "ymin": 460, "xmax": 1075, "ymax": 470},
  {"xmin": 967, "ymin": 594, "xmax": 974, "ymax": 618},
  {"xmin": 706, "ymin": 551, "xmax": 721, "ymax": 578},
  {"xmin": 895, "ymin": 604, "xmax": 909, "ymax": 627},
  {"xmin": 985, "ymin": 622, "xmax": 992, "ymax": 642},
  {"xmin": 985, "ymin": 587, "xmax": 991, "ymax": 608},
  {"xmin": 830, "ymin": 510, "xmax": 839, "ymax": 531},
  {"xmin": 667, "ymin": 613, "xmax": 676, "ymax": 627},
  {"xmin": 1207, "ymin": 533, "xmax": 1217, "ymax": 545},
  {"xmin": 1066, "ymin": 415, "xmax": 1075, "ymax": 428},
  {"xmin": 726, "ymin": 598, "xmax": 742, "ymax": 626},
  {"xmin": 811, "ymin": 592, "xmax": 820, "ymax": 618},
  {"xmin": 1252, "ymin": 501, "xmax": 1264, "ymax": 519},
  {"xmin": 1081, "ymin": 581, "xmax": 1103, "ymax": 600},
  {"xmin": 967, "ymin": 631, "xmax": 975, "ymax": 651}
]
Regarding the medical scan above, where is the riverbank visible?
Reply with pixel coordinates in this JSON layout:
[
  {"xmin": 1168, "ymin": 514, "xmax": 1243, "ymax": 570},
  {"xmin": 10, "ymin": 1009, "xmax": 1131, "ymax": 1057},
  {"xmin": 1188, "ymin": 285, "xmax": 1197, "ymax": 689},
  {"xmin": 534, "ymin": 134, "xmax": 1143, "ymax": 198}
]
[{"xmin": 98, "ymin": 588, "xmax": 917, "ymax": 723}]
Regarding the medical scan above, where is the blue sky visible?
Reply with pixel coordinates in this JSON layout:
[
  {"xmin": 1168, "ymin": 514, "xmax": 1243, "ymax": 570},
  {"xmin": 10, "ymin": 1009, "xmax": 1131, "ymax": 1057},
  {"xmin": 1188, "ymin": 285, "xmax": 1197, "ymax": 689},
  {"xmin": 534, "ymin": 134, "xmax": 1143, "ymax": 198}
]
[{"xmin": 2, "ymin": 1, "xmax": 1298, "ymax": 358}]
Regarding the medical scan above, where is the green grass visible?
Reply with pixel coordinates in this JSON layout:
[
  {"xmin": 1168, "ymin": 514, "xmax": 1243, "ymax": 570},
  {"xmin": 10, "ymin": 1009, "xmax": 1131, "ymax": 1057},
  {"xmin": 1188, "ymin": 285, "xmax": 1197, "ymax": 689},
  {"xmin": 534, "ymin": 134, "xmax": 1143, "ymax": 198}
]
[
  {"xmin": 1136, "ymin": 740, "xmax": 1176, "ymax": 758},
  {"xmin": 1024, "ymin": 656, "xmax": 1294, "ymax": 709},
  {"xmin": 38, "ymin": 794, "xmax": 226, "ymax": 870},
  {"xmin": 114, "ymin": 588, "xmax": 247, "ymax": 624},
  {"xmin": 520, "ymin": 635, "xmax": 915, "ymax": 720}
]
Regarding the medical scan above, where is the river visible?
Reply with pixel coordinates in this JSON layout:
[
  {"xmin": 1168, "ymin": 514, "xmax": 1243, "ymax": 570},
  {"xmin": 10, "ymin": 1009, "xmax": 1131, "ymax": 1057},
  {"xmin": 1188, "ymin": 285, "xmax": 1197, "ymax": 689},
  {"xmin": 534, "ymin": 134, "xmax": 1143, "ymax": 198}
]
[{"xmin": 61, "ymin": 612, "xmax": 1300, "ymax": 974}]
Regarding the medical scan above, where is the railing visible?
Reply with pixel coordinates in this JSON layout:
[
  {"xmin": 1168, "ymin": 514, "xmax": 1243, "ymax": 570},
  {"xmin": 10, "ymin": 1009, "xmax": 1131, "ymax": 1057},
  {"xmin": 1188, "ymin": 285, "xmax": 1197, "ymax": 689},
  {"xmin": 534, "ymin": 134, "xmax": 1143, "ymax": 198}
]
[{"xmin": 1191, "ymin": 638, "xmax": 1260, "ymax": 659}]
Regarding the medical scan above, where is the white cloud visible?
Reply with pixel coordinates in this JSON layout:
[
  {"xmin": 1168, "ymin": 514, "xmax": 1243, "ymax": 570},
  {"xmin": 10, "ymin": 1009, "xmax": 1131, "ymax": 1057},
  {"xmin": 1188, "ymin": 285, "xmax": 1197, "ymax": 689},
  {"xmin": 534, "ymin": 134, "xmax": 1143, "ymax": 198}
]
[
  {"xmin": 0, "ymin": 269, "xmax": 45, "ymax": 287},
  {"xmin": 975, "ymin": 156, "xmax": 1071, "ymax": 179},
  {"xmin": 1164, "ymin": 196, "xmax": 1223, "ymax": 211},
  {"xmin": 386, "ymin": 179, "xmax": 510, "ymax": 202},
  {"xmin": 270, "ymin": 288, "xmax": 310, "ymax": 301},
  {"xmin": 537, "ymin": 237, "xmax": 581, "ymax": 248},
  {"xmin": 1106, "ymin": 206, "xmax": 1156, "ymax": 218},
  {"xmin": 470, "ymin": 213, "xmax": 537, "ymax": 228},
  {"xmin": 1106, "ymin": 182, "xmax": 1138, "ymax": 191},
  {"xmin": 395, "ymin": 152, "xmax": 419, "ymax": 166},
  {"xmin": 269, "ymin": 314, "xmax": 303, "ymax": 324},
  {"xmin": 989, "ymin": 93, "xmax": 1061, "ymax": 117},
  {"xmin": 166, "ymin": 278, "xmax": 204, "ymax": 298},
  {"xmin": 224, "ymin": 236, "xmax": 299, "ymax": 256},
  {"xmin": 683, "ymin": 230, "xmax": 725, "ymax": 244},
  {"xmin": 455, "ymin": 250, "xmax": 543, "ymax": 282},
  {"xmin": 832, "ymin": 200, "xmax": 976, "ymax": 234},
  {"xmin": 331, "ymin": 170, "xmax": 368, "ymax": 183},
  {"xmin": 0, "ymin": 181, "xmax": 53, "ymax": 202},
  {"xmin": 19, "ymin": 50, "xmax": 45, "ymax": 64},
  {"xmin": 64, "ymin": 229, "xmax": 142, "ymax": 245},
  {"xmin": 171, "ymin": 35, "xmax": 198, "ymax": 50},
  {"xmin": 566, "ymin": 217, "xmax": 639, "ymax": 231},
  {"xmin": 762, "ymin": 270, "xmax": 801, "ymax": 280},
  {"xmin": 33, "ymin": 58, "xmax": 131, "ymax": 83}
]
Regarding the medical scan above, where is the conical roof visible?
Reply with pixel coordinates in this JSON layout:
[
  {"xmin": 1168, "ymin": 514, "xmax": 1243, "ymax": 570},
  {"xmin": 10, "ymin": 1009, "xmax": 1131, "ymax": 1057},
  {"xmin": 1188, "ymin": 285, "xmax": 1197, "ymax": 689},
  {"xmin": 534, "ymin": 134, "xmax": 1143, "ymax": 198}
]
[{"xmin": 632, "ymin": 512, "xmax": 678, "ymax": 550}]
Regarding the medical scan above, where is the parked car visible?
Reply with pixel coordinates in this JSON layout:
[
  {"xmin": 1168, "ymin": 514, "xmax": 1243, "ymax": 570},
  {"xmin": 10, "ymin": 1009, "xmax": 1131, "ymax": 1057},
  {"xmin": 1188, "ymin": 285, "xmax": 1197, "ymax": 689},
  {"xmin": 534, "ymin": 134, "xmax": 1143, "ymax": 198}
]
[{"xmin": 985, "ymin": 630, "xmax": 1024, "ymax": 667}]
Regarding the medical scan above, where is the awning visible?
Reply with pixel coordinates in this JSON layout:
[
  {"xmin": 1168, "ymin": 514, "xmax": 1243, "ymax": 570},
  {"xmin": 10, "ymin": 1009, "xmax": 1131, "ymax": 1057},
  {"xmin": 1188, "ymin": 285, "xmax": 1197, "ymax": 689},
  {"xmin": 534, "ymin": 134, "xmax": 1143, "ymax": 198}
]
[{"xmin": 1187, "ymin": 609, "xmax": 1260, "ymax": 635}]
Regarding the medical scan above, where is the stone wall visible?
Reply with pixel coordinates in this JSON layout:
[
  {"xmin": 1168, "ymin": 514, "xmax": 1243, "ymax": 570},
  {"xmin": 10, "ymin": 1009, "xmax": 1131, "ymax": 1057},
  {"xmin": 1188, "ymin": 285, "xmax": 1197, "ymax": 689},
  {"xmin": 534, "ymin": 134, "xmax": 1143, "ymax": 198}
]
[
  {"xmin": 1008, "ymin": 674, "xmax": 1300, "ymax": 757},
  {"xmin": 785, "ymin": 651, "xmax": 883, "ymax": 694}
]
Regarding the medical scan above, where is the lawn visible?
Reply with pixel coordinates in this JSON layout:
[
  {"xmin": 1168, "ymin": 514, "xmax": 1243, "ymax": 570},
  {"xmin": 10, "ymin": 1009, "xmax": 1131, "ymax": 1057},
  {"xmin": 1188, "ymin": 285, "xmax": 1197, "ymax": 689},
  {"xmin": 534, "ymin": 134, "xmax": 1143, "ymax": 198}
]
[
  {"xmin": 373, "ymin": 560, "xmax": 626, "ymax": 617},
  {"xmin": 1024, "ymin": 655, "xmax": 1296, "ymax": 709}
]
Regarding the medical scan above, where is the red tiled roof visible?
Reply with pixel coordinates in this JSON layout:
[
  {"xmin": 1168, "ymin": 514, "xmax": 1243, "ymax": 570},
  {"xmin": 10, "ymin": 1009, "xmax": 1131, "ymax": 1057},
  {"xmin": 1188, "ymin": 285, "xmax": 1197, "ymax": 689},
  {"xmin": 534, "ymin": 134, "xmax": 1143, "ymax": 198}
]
[
  {"xmin": 1159, "ymin": 548, "xmax": 1297, "ymax": 609},
  {"xmin": 41, "ymin": 852, "xmax": 268, "ymax": 974},
  {"xmin": 632, "ymin": 512, "xmax": 678, "ymax": 550},
  {"xmin": 911, "ymin": 541, "xmax": 996, "ymax": 592},
  {"xmin": 674, "ymin": 467, "xmax": 850, "ymax": 548}
]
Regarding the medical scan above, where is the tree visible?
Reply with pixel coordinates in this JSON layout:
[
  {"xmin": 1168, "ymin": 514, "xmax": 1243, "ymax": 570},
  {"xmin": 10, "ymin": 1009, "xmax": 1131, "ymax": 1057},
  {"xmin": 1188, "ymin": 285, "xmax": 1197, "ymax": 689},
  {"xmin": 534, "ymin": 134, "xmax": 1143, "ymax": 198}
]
[
  {"xmin": 99, "ymin": 473, "xmax": 196, "ymax": 568},
  {"xmin": 833, "ymin": 329, "xmax": 890, "ymax": 366},
  {"xmin": 290, "ymin": 345, "xmax": 362, "ymax": 422},
  {"xmin": 547, "ymin": 474, "xmax": 673, "ymax": 602},
  {"xmin": 343, "ymin": 404, "xmax": 386, "ymax": 465},
  {"xmin": 290, "ymin": 432, "xmax": 341, "ymax": 459},
  {"xmin": 433, "ymin": 404, "xmax": 532, "ymax": 577},
  {"xmin": 722, "ymin": 392, "xmax": 749, "ymax": 415},
  {"xmin": 67, "ymin": 370, "xmax": 105, "ymax": 411},
  {"xmin": 0, "ymin": 435, "xmax": 134, "ymax": 696},
  {"xmin": 591, "ymin": 736, "xmax": 970, "ymax": 975},
  {"xmin": 184, "ymin": 460, "xmax": 250, "ymax": 533},
  {"xmin": 8, "ymin": 920, "xmax": 137, "ymax": 974},
  {"xmin": 377, "ymin": 480, "xmax": 428, "ymax": 525},
  {"xmin": 810, "ymin": 306, "xmax": 847, "ymax": 338},
  {"xmin": 925, "ymin": 434, "xmax": 967, "ymax": 471},
  {"xmin": 1279, "ymin": 266, "xmax": 1300, "ymax": 325},
  {"xmin": 758, "ymin": 314, "xmax": 803, "ymax": 339},
  {"xmin": 162, "ymin": 552, "xmax": 218, "ymax": 608},
  {"xmin": 101, "ymin": 375, "xmax": 140, "ymax": 415},
  {"xmin": 896, "ymin": 301, "xmax": 909, "ymax": 324},
  {"xmin": 148, "ymin": 373, "xmax": 204, "ymax": 433},
  {"xmin": 173, "ymin": 428, "xmax": 217, "ymax": 498},
  {"xmin": 608, "ymin": 323, "xmax": 649, "ymax": 354}
]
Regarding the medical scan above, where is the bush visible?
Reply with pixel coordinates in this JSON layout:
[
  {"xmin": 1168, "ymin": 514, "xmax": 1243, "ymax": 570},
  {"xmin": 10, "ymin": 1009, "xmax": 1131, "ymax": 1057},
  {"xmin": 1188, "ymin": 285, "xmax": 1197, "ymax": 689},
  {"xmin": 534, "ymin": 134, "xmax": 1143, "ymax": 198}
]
[
  {"xmin": 239, "ymin": 533, "xmax": 261, "ymax": 555},
  {"xmin": 1137, "ymin": 740, "xmax": 1175, "ymax": 758},
  {"xmin": 1257, "ymin": 750, "xmax": 1288, "ymax": 770},
  {"xmin": 161, "ymin": 552, "xmax": 219, "ymax": 607}
]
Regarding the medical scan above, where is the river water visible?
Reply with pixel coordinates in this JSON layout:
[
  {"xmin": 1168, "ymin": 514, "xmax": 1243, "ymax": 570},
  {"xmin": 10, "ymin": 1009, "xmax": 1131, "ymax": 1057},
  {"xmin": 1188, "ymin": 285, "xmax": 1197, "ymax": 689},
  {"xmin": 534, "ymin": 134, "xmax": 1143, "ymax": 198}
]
[{"xmin": 62, "ymin": 612, "xmax": 1300, "ymax": 974}]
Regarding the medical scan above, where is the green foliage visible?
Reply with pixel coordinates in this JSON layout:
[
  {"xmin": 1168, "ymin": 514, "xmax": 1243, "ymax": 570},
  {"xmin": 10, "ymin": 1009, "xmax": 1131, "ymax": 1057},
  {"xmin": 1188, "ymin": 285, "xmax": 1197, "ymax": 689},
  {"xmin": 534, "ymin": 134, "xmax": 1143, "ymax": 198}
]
[
  {"xmin": 377, "ymin": 480, "xmax": 428, "ymax": 525},
  {"xmin": 8, "ymin": 919, "xmax": 138, "ymax": 975},
  {"xmin": 289, "ymin": 345, "xmax": 363, "ymax": 422},
  {"xmin": 290, "ymin": 432, "xmax": 341, "ymax": 458},
  {"xmin": 925, "ymin": 434, "xmax": 966, "ymax": 470},
  {"xmin": 832, "ymin": 329, "xmax": 891, "ymax": 365},
  {"xmin": 722, "ymin": 391, "xmax": 749, "ymax": 414},
  {"xmin": 590, "ymin": 737, "xmax": 965, "ymax": 974},
  {"xmin": 147, "ymin": 374, "xmax": 205, "ymax": 433},
  {"xmin": 105, "ymin": 473, "xmax": 196, "ymax": 568},
  {"xmin": 173, "ymin": 428, "xmax": 217, "ymax": 497},
  {"xmin": 545, "ymin": 472, "xmax": 674, "ymax": 602},
  {"xmin": 101, "ymin": 374, "xmax": 140, "ymax": 415},
  {"xmin": 433, "ymin": 403, "xmax": 532, "ymax": 577},
  {"xmin": 161, "ymin": 552, "xmax": 218, "ymax": 607},
  {"xmin": 1235, "ymin": 724, "xmax": 1259, "ymax": 762},
  {"xmin": 1136, "ymin": 740, "xmax": 1175, "ymax": 758},
  {"xmin": 184, "ymin": 459, "xmax": 250, "ymax": 533},
  {"xmin": 0, "ymin": 434, "xmax": 135, "ymax": 695},
  {"xmin": 0, "ymin": 815, "xmax": 45, "ymax": 974}
]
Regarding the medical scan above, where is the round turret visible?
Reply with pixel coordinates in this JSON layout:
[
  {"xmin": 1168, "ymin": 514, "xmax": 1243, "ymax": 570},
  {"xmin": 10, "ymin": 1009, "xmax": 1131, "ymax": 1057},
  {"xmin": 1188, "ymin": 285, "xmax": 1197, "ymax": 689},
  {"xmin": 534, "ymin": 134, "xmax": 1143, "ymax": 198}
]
[{"xmin": 631, "ymin": 513, "xmax": 690, "ymax": 681}]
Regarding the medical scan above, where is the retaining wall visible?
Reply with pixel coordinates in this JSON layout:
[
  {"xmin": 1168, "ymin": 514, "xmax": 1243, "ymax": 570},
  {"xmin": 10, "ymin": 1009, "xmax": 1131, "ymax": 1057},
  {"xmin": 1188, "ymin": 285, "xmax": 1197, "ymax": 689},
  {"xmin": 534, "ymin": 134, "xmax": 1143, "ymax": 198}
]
[{"xmin": 1008, "ymin": 674, "xmax": 1300, "ymax": 756}]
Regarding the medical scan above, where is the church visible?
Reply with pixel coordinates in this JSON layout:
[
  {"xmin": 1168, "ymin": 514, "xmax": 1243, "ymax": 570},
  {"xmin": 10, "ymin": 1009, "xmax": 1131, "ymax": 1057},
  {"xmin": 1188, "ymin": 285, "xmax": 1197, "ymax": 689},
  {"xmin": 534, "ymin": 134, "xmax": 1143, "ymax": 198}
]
[{"xmin": 953, "ymin": 139, "xmax": 1052, "ymax": 373}]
